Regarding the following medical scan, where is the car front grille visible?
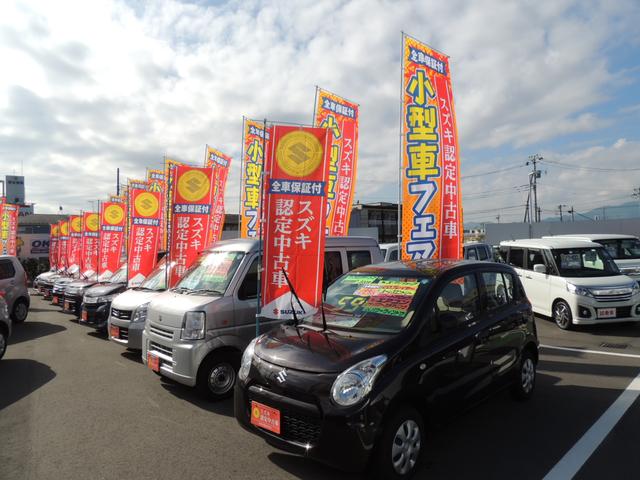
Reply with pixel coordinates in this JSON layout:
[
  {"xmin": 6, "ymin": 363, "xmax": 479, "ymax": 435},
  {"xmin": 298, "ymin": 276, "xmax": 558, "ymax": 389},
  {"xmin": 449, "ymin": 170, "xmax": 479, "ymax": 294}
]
[
  {"xmin": 118, "ymin": 327, "xmax": 129, "ymax": 340},
  {"xmin": 149, "ymin": 341, "xmax": 173, "ymax": 360},
  {"xmin": 149, "ymin": 324, "xmax": 174, "ymax": 340},
  {"xmin": 591, "ymin": 286, "xmax": 634, "ymax": 303},
  {"xmin": 111, "ymin": 308, "xmax": 132, "ymax": 320}
]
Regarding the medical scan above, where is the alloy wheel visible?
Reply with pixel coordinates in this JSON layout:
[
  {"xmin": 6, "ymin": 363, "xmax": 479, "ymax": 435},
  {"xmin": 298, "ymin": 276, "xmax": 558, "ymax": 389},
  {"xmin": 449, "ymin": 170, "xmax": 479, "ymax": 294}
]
[
  {"xmin": 0, "ymin": 333, "xmax": 6, "ymax": 358},
  {"xmin": 14, "ymin": 302, "xmax": 27, "ymax": 322},
  {"xmin": 391, "ymin": 419, "xmax": 421, "ymax": 475},
  {"xmin": 521, "ymin": 358, "xmax": 535, "ymax": 393},
  {"xmin": 554, "ymin": 302, "xmax": 570, "ymax": 329}
]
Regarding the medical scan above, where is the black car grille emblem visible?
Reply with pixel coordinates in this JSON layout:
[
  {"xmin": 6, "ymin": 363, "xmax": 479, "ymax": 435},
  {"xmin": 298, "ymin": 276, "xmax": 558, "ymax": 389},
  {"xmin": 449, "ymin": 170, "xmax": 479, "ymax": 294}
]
[{"xmin": 276, "ymin": 369, "xmax": 287, "ymax": 384}]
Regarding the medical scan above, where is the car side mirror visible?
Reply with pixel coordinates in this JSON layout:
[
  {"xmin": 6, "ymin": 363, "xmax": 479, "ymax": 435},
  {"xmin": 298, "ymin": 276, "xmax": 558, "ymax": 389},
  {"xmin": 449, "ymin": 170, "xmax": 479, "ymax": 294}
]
[{"xmin": 533, "ymin": 264, "xmax": 547, "ymax": 274}]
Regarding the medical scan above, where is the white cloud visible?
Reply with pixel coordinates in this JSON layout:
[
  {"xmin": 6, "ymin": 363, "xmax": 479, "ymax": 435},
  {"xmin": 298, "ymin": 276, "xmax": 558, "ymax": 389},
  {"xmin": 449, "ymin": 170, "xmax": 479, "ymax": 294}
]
[{"xmin": 0, "ymin": 0, "xmax": 638, "ymax": 220}]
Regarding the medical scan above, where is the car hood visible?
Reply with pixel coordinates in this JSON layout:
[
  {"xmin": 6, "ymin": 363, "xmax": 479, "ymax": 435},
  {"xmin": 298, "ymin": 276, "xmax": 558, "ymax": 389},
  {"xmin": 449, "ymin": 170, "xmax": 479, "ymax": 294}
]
[
  {"xmin": 84, "ymin": 283, "xmax": 127, "ymax": 297},
  {"xmin": 67, "ymin": 279, "xmax": 97, "ymax": 289},
  {"xmin": 147, "ymin": 291, "xmax": 222, "ymax": 328},
  {"xmin": 53, "ymin": 278, "xmax": 75, "ymax": 286},
  {"xmin": 112, "ymin": 289, "xmax": 164, "ymax": 310},
  {"xmin": 254, "ymin": 323, "xmax": 395, "ymax": 374},
  {"xmin": 565, "ymin": 275, "xmax": 637, "ymax": 289}
]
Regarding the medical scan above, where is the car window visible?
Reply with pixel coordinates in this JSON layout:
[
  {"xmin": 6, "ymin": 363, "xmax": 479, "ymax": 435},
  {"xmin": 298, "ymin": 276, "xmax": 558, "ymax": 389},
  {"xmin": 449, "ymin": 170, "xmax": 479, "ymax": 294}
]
[
  {"xmin": 526, "ymin": 248, "xmax": 545, "ymax": 270},
  {"xmin": 498, "ymin": 246, "xmax": 509, "ymax": 263},
  {"xmin": 347, "ymin": 250, "xmax": 372, "ymax": 270},
  {"xmin": 389, "ymin": 248, "xmax": 398, "ymax": 261},
  {"xmin": 238, "ymin": 257, "xmax": 259, "ymax": 300},
  {"xmin": 324, "ymin": 251, "xmax": 343, "ymax": 287},
  {"xmin": 508, "ymin": 248, "xmax": 525, "ymax": 268},
  {"xmin": 503, "ymin": 272, "xmax": 517, "ymax": 300},
  {"xmin": 436, "ymin": 274, "xmax": 479, "ymax": 330},
  {"xmin": 619, "ymin": 239, "xmax": 640, "ymax": 259},
  {"xmin": 466, "ymin": 248, "xmax": 478, "ymax": 260},
  {"xmin": 481, "ymin": 272, "xmax": 512, "ymax": 310},
  {"xmin": 0, "ymin": 259, "xmax": 16, "ymax": 280},
  {"xmin": 477, "ymin": 246, "xmax": 489, "ymax": 261}
]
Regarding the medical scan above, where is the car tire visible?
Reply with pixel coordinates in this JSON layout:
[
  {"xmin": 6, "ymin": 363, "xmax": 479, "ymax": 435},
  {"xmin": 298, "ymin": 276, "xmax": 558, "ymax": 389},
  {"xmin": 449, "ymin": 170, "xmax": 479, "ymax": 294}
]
[
  {"xmin": 511, "ymin": 348, "xmax": 536, "ymax": 401},
  {"xmin": 196, "ymin": 351, "xmax": 240, "ymax": 401},
  {"xmin": 370, "ymin": 406, "xmax": 425, "ymax": 480},
  {"xmin": 553, "ymin": 300, "xmax": 573, "ymax": 330},
  {"xmin": 0, "ymin": 329, "xmax": 7, "ymax": 360},
  {"xmin": 11, "ymin": 299, "xmax": 28, "ymax": 323}
]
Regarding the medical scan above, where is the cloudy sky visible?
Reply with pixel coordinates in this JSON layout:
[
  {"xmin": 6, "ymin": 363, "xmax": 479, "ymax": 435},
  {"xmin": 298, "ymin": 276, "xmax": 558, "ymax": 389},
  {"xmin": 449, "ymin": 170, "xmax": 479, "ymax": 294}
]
[{"xmin": 1, "ymin": 0, "xmax": 639, "ymax": 224}]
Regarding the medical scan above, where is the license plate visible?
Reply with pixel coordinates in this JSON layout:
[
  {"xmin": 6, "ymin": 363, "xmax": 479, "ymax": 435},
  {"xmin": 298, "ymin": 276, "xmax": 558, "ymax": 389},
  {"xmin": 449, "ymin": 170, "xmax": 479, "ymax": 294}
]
[
  {"xmin": 147, "ymin": 353, "xmax": 160, "ymax": 372},
  {"xmin": 81, "ymin": 310, "xmax": 87, "ymax": 321},
  {"xmin": 597, "ymin": 308, "xmax": 616, "ymax": 319},
  {"xmin": 52, "ymin": 296, "xmax": 58, "ymax": 305},
  {"xmin": 250, "ymin": 401, "xmax": 281, "ymax": 434},
  {"xmin": 110, "ymin": 325, "xmax": 120, "ymax": 339}
]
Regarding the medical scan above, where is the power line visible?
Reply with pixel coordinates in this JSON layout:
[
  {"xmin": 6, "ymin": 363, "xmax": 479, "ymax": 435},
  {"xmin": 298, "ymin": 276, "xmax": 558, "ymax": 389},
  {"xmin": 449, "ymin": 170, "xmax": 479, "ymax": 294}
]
[
  {"xmin": 540, "ymin": 159, "xmax": 640, "ymax": 172},
  {"xmin": 461, "ymin": 164, "xmax": 525, "ymax": 179}
]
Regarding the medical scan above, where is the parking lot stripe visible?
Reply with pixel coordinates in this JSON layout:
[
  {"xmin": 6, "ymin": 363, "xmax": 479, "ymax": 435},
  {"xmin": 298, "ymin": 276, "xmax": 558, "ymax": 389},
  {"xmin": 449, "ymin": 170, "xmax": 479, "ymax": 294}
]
[
  {"xmin": 543, "ymin": 371, "xmax": 640, "ymax": 480},
  {"xmin": 541, "ymin": 344, "xmax": 640, "ymax": 360}
]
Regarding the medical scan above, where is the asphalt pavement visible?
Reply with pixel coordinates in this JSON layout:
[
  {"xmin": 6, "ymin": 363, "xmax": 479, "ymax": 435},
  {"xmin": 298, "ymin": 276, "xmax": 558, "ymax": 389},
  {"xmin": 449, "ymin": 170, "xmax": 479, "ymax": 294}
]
[{"xmin": 1, "ymin": 296, "xmax": 640, "ymax": 480}]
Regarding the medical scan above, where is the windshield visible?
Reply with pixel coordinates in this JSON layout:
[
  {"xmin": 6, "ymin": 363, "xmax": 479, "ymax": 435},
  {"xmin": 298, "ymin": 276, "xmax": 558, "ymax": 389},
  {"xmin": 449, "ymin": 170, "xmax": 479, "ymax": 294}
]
[
  {"xmin": 176, "ymin": 251, "xmax": 245, "ymax": 294},
  {"xmin": 108, "ymin": 266, "xmax": 127, "ymax": 284},
  {"xmin": 301, "ymin": 273, "xmax": 431, "ymax": 334},
  {"xmin": 139, "ymin": 263, "xmax": 169, "ymax": 290},
  {"xmin": 599, "ymin": 239, "xmax": 640, "ymax": 260},
  {"xmin": 551, "ymin": 247, "xmax": 620, "ymax": 277}
]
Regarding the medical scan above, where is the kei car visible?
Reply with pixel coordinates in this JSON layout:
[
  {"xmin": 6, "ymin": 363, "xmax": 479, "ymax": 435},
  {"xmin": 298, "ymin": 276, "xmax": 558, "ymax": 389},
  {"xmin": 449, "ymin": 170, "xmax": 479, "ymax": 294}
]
[
  {"xmin": 79, "ymin": 265, "xmax": 128, "ymax": 333},
  {"xmin": 235, "ymin": 259, "xmax": 538, "ymax": 478}
]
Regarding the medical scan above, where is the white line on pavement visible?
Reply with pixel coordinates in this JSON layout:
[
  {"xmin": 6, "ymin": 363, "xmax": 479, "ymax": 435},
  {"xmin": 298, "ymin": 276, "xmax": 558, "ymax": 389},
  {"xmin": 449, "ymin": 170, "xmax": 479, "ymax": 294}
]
[
  {"xmin": 543, "ymin": 372, "xmax": 640, "ymax": 479},
  {"xmin": 541, "ymin": 344, "xmax": 640, "ymax": 360}
]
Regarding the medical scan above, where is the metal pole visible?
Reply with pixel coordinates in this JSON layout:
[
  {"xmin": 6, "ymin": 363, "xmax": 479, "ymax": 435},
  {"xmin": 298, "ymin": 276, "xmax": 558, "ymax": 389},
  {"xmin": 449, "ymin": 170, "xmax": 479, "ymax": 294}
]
[
  {"xmin": 312, "ymin": 85, "xmax": 319, "ymax": 124},
  {"xmin": 97, "ymin": 200, "xmax": 101, "ymax": 281},
  {"xmin": 164, "ymin": 155, "xmax": 170, "ymax": 289},
  {"xmin": 116, "ymin": 168, "xmax": 120, "ymax": 196},
  {"xmin": 397, "ymin": 32, "xmax": 405, "ymax": 259},
  {"xmin": 238, "ymin": 117, "xmax": 246, "ymax": 234},
  {"xmin": 255, "ymin": 118, "xmax": 268, "ymax": 338}
]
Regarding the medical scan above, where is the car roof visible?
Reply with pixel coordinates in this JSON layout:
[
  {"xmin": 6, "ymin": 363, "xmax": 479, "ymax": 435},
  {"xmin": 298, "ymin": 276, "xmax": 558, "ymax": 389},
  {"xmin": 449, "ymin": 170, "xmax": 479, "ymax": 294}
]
[
  {"xmin": 349, "ymin": 259, "xmax": 504, "ymax": 278},
  {"xmin": 203, "ymin": 236, "xmax": 380, "ymax": 254},
  {"xmin": 500, "ymin": 238, "xmax": 603, "ymax": 249},
  {"xmin": 543, "ymin": 234, "xmax": 639, "ymax": 241}
]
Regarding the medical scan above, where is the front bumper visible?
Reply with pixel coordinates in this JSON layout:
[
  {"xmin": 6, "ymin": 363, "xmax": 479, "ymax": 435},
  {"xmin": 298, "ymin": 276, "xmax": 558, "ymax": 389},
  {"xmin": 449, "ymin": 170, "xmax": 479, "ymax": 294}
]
[
  {"xmin": 109, "ymin": 317, "xmax": 144, "ymax": 350},
  {"xmin": 79, "ymin": 302, "xmax": 111, "ymax": 331},
  {"xmin": 62, "ymin": 294, "xmax": 83, "ymax": 316},
  {"xmin": 51, "ymin": 290, "xmax": 66, "ymax": 306},
  {"xmin": 570, "ymin": 297, "xmax": 640, "ymax": 325},
  {"xmin": 41, "ymin": 286, "xmax": 53, "ymax": 300},
  {"xmin": 234, "ymin": 382, "xmax": 374, "ymax": 473}
]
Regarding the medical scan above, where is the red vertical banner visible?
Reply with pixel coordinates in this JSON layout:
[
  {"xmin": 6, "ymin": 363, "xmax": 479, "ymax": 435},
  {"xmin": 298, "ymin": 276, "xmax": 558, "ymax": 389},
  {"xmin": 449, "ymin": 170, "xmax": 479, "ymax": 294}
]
[
  {"xmin": 261, "ymin": 126, "xmax": 331, "ymax": 320},
  {"xmin": 58, "ymin": 220, "xmax": 69, "ymax": 270},
  {"xmin": 0, "ymin": 203, "xmax": 19, "ymax": 255},
  {"xmin": 81, "ymin": 212, "xmax": 99, "ymax": 277},
  {"xmin": 313, "ymin": 88, "xmax": 359, "ymax": 236},
  {"xmin": 49, "ymin": 224, "xmax": 59, "ymax": 269},
  {"xmin": 205, "ymin": 146, "xmax": 232, "ymax": 246},
  {"xmin": 128, "ymin": 189, "xmax": 161, "ymax": 285},
  {"xmin": 169, "ymin": 165, "xmax": 215, "ymax": 286},
  {"xmin": 240, "ymin": 120, "xmax": 271, "ymax": 238},
  {"xmin": 147, "ymin": 169, "xmax": 167, "ymax": 252},
  {"xmin": 401, "ymin": 34, "xmax": 463, "ymax": 260},
  {"xmin": 99, "ymin": 202, "xmax": 126, "ymax": 278},
  {"xmin": 165, "ymin": 159, "xmax": 184, "ymax": 252},
  {"xmin": 67, "ymin": 215, "xmax": 83, "ymax": 273}
]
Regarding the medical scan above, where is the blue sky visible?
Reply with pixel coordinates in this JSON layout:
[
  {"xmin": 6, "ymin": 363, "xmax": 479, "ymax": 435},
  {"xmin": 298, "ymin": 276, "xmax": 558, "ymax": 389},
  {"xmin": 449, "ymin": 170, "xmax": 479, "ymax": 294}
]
[{"xmin": 0, "ymin": 0, "xmax": 639, "ymax": 224}]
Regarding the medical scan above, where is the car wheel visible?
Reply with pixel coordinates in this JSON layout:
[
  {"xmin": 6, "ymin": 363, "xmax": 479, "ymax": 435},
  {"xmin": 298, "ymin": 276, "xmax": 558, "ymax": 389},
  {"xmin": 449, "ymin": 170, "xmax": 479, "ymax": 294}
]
[
  {"xmin": 196, "ymin": 351, "xmax": 240, "ymax": 401},
  {"xmin": 511, "ymin": 348, "xmax": 536, "ymax": 401},
  {"xmin": 371, "ymin": 406, "xmax": 424, "ymax": 480},
  {"xmin": 0, "ymin": 330, "xmax": 7, "ymax": 360},
  {"xmin": 11, "ymin": 299, "xmax": 28, "ymax": 323},
  {"xmin": 553, "ymin": 300, "xmax": 573, "ymax": 330}
]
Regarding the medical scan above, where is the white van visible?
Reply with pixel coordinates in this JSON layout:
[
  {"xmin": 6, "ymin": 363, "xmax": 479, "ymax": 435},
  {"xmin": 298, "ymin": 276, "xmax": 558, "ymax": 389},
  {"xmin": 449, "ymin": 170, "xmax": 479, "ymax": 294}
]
[
  {"xmin": 142, "ymin": 237, "xmax": 383, "ymax": 400},
  {"xmin": 543, "ymin": 234, "xmax": 640, "ymax": 280},
  {"xmin": 500, "ymin": 238, "xmax": 640, "ymax": 329},
  {"xmin": 378, "ymin": 242, "xmax": 494, "ymax": 262}
]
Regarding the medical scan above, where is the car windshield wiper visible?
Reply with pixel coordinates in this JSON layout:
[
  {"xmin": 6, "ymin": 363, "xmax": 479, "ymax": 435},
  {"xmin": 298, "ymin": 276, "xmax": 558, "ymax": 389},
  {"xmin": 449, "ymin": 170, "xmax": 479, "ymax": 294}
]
[
  {"xmin": 171, "ymin": 287, "xmax": 190, "ymax": 293},
  {"xmin": 186, "ymin": 288, "xmax": 224, "ymax": 296},
  {"xmin": 134, "ymin": 286, "xmax": 154, "ymax": 291}
]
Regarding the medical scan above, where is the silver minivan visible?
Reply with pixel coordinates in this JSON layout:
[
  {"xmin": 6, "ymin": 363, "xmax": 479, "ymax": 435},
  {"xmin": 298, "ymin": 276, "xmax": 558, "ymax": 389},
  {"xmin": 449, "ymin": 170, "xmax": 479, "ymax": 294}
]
[
  {"xmin": 142, "ymin": 237, "xmax": 383, "ymax": 400},
  {"xmin": 0, "ymin": 256, "xmax": 30, "ymax": 323},
  {"xmin": 109, "ymin": 261, "xmax": 173, "ymax": 350}
]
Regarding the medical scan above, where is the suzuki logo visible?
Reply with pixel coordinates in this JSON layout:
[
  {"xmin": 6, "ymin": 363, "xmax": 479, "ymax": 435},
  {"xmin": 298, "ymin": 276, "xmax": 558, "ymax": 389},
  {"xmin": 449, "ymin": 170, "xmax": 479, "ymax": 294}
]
[{"xmin": 276, "ymin": 369, "xmax": 287, "ymax": 384}]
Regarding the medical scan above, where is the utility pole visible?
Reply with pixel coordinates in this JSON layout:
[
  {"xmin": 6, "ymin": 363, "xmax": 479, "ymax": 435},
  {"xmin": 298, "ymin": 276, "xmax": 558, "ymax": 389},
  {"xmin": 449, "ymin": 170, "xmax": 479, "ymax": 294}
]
[
  {"xmin": 633, "ymin": 187, "xmax": 640, "ymax": 217},
  {"xmin": 568, "ymin": 206, "xmax": 575, "ymax": 222},
  {"xmin": 495, "ymin": 214, "xmax": 501, "ymax": 223},
  {"xmin": 558, "ymin": 204, "xmax": 567, "ymax": 222},
  {"xmin": 527, "ymin": 154, "xmax": 543, "ymax": 222}
]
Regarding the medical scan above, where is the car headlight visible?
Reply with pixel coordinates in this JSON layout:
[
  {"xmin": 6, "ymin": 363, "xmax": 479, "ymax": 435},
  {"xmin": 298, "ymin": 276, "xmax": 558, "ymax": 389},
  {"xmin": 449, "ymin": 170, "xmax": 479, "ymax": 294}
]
[
  {"xmin": 331, "ymin": 354, "xmax": 387, "ymax": 407},
  {"xmin": 181, "ymin": 311, "xmax": 205, "ymax": 340},
  {"xmin": 239, "ymin": 337, "xmax": 259, "ymax": 382},
  {"xmin": 566, "ymin": 283, "xmax": 592, "ymax": 297},
  {"xmin": 633, "ymin": 282, "xmax": 640, "ymax": 295},
  {"xmin": 83, "ymin": 295, "xmax": 96, "ymax": 304},
  {"xmin": 131, "ymin": 302, "xmax": 150, "ymax": 323}
]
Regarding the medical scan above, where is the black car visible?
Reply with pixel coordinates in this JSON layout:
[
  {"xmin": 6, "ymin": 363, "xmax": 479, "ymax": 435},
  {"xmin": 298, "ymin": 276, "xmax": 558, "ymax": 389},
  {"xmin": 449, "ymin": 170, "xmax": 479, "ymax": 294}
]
[
  {"xmin": 235, "ymin": 260, "xmax": 538, "ymax": 479},
  {"xmin": 61, "ymin": 277, "xmax": 99, "ymax": 316},
  {"xmin": 79, "ymin": 266, "xmax": 128, "ymax": 333}
]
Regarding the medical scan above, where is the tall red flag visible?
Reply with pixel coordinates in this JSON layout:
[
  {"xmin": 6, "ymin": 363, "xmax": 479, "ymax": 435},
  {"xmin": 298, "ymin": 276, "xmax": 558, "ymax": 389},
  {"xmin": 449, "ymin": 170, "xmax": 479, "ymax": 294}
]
[
  {"xmin": 58, "ymin": 220, "xmax": 69, "ymax": 271},
  {"xmin": 49, "ymin": 224, "xmax": 59, "ymax": 269},
  {"xmin": 205, "ymin": 146, "xmax": 232, "ymax": 246},
  {"xmin": 261, "ymin": 126, "xmax": 332, "ymax": 319},
  {"xmin": 168, "ymin": 165, "xmax": 215, "ymax": 286},
  {"xmin": 98, "ymin": 202, "xmax": 126, "ymax": 278},
  {"xmin": 128, "ymin": 189, "xmax": 161, "ymax": 286},
  {"xmin": 81, "ymin": 212, "xmax": 99, "ymax": 277},
  {"xmin": 67, "ymin": 215, "xmax": 83, "ymax": 273}
]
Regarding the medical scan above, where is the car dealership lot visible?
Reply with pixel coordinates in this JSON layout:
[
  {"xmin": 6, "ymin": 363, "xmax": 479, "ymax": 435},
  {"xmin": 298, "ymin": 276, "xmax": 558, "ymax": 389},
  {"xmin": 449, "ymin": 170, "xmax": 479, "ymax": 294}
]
[{"xmin": 1, "ymin": 296, "xmax": 640, "ymax": 480}]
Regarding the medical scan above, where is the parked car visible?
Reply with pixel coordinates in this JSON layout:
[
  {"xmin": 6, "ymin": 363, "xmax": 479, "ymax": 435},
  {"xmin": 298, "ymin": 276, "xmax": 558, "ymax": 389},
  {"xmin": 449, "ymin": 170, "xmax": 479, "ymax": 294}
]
[
  {"xmin": 51, "ymin": 277, "xmax": 76, "ymax": 307},
  {"xmin": 38, "ymin": 270, "xmax": 65, "ymax": 299},
  {"xmin": 0, "ymin": 296, "xmax": 11, "ymax": 360},
  {"xmin": 61, "ymin": 274, "xmax": 99, "ymax": 316},
  {"xmin": 33, "ymin": 269, "xmax": 59, "ymax": 293},
  {"xmin": 379, "ymin": 243, "xmax": 399, "ymax": 262},
  {"xmin": 109, "ymin": 261, "xmax": 174, "ymax": 350},
  {"xmin": 0, "ymin": 255, "xmax": 30, "ymax": 323},
  {"xmin": 463, "ymin": 242, "xmax": 494, "ymax": 261},
  {"xmin": 235, "ymin": 259, "xmax": 538, "ymax": 478},
  {"xmin": 142, "ymin": 237, "xmax": 384, "ymax": 401},
  {"xmin": 79, "ymin": 265, "xmax": 128, "ymax": 333},
  {"xmin": 543, "ymin": 234, "xmax": 640, "ymax": 280},
  {"xmin": 500, "ymin": 238, "xmax": 640, "ymax": 329}
]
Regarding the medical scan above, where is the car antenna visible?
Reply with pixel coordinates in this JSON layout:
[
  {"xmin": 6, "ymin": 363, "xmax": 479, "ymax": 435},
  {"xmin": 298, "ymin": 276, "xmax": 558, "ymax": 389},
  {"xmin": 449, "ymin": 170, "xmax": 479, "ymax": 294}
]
[{"xmin": 281, "ymin": 268, "xmax": 305, "ymax": 325}]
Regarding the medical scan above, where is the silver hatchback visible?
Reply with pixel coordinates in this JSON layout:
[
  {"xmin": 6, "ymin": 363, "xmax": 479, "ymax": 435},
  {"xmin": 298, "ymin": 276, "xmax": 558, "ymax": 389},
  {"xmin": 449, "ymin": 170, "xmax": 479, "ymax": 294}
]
[{"xmin": 0, "ymin": 256, "xmax": 30, "ymax": 323}]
